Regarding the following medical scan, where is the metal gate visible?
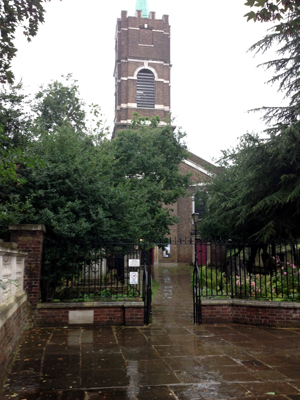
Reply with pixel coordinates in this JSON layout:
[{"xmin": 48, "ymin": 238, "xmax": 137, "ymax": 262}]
[
  {"xmin": 142, "ymin": 249, "xmax": 152, "ymax": 325},
  {"xmin": 196, "ymin": 240, "xmax": 207, "ymax": 266}
]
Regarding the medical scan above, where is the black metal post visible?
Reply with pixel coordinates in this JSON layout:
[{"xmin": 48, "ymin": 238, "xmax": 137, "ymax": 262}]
[
  {"xmin": 194, "ymin": 220, "xmax": 198, "ymax": 267},
  {"xmin": 192, "ymin": 213, "xmax": 202, "ymax": 324}
]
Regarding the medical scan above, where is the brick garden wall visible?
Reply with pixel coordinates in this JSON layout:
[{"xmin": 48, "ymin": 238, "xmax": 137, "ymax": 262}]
[
  {"xmin": 125, "ymin": 306, "xmax": 144, "ymax": 326},
  {"xmin": 201, "ymin": 299, "xmax": 300, "ymax": 327},
  {"xmin": 36, "ymin": 302, "xmax": 145, "ymax": 327}
]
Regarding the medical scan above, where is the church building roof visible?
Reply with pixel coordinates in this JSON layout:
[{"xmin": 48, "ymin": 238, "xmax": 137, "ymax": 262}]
[{"xmin": 135, "ymin": 0, "xmax": 149, "ymax": 17}]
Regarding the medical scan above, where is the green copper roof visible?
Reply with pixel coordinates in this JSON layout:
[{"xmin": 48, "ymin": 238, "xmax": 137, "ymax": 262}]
[{"xmin": 135, "ymin": 0, "xmax": 149, "ymax": 18}]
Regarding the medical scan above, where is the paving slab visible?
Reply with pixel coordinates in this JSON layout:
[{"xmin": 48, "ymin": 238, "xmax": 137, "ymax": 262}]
[{"xmin": 1, "ymin": 264, "xmax": 300, "ymax": 399}]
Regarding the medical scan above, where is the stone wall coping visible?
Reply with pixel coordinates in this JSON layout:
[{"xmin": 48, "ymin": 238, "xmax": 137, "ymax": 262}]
[
  {"xmin": 37, "ymin": 301, "xmax": 144, "ymax": 309},
  {"xmin": 9, "ymin": 224, "xmax": 46, "ymax": 233},
  {"xmin": 0, "ymin": 241, "xmax": 18, "ymax": 250},
  {"xmin": 0, "ymin": 291, "xmax": 27, "ymax": 330},
  {"xmin": 0, "ymin": 245, "xmax": 27, "ymax": 257},
  {"xmin": 202, "ymin": 298, "xmax": 300, "ymax": 309}
]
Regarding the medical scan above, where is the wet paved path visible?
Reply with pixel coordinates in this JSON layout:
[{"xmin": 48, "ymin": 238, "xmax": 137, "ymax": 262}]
[{"xmin": 1, "ymin": 265, "xmax": 300, "ymax": 400}]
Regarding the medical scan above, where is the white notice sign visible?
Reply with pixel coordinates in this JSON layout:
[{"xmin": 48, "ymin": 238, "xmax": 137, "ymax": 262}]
[
  {"xmin": 129, "ymin": 259, "xmax": 140, "ymax": 267},
  {"xmin": 130, "ymin": 271, "xmax": 138, "ymax": 284}
]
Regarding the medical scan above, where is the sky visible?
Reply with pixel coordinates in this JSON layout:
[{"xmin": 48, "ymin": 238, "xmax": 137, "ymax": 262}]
[{"xmin": 11, "ymin": 0, "xmax": 282, "ymax": 162}]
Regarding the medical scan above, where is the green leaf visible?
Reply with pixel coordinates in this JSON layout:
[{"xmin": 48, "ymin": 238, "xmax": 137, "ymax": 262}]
[
  {"xmin": 244, "ymin": 11, "xmax": 256, "ymax": 21},
  {"xmin": 245, "ymin": 0, "xmax": 256, "ymax": 6}
]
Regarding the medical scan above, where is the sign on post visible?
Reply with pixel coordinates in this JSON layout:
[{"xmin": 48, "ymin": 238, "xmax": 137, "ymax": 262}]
[{"xmin": 130, "ymin": 271, "xmax": 138, "ymax": 284}]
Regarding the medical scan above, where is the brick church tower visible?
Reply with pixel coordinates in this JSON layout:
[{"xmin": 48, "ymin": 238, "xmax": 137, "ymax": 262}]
[{"xmin": 113, "ymin": 0, "xmax": 171, "ymax": 134}]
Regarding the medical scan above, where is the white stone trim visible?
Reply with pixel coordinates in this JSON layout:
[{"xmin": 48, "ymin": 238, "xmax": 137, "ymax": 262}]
[
  {"xmin": 118, "ymin": 103, "xmax": 137, "ymax": 109},
  {"xmin": 133, "ymin": 64, "xmax": 158, "ymax": 79},
  {"xmin": 119, "ymin": 28, "xmax": 169, "ymax": 34},
  {"xmin": 117, "ymin": 76, "xmax": 169, "ymax": 84},
  {"xmin": 125, "ymin": 58, "xmax": 170, "ymax": 66},
  {"xmin": 119, "ymin": 119, "xmax": 168, "ymax": 126},
  {"xmin": 118, "ymin": 103, "xmax": 169, "ymax": 111},
  {"xmin": 184, "ymin": 159, "xmax": 214, "ymax": 177},
  {"xmin": 155, "ymin": 105, "xmax": 170, "ymax": 111},
  {"xmin": 138, "ymin": 44, "xmax": 154, "ymax": 47}
]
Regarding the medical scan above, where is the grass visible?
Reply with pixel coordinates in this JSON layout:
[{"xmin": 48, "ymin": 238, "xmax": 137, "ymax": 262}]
[{"xmin": 152, "ymin": 279, "xmax": 160, "ymax": 300}]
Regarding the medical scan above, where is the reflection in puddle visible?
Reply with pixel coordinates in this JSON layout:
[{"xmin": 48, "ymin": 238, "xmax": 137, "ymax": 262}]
[
  {"xmin": 68, "ymin": 329, "xmax": 81, "ymax": 346},
  {"xmin": 126, "ymin": 360, "xmax": 140, "ymax": 399}
]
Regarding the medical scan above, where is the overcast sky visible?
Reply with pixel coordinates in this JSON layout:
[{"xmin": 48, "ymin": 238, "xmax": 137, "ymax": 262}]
[{"xmin": 11, "ymin": 0, "xmax": 281, "ymax": 162}]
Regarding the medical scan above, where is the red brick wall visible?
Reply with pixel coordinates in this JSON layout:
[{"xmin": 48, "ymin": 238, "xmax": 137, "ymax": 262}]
[
  {"xmin": 232, "ymin": 305, "xmax": 300, "ymax": 327},
  {"xmin": 125, "ymin": 307, "xmax": 144, "ymax": 326},
  {"xmin": 94, "ymin": 308, "xmax": 124, "ymax": 326},
  {"xmin": 36, "ymin": 305, "xmax": 144, "ymax": 327},
  {"xmin": 0, "ymin": 300, "xmax": 27, "ymax": 388},
  {"xmin": 9, "ymin": 225, "xmax": 45, "ymax": 308},
  {"xmin": 201, "ymin": 301, "xmax": 300, "ymax": 327},
  {"xmin": 201, "ymin": 305, "xmax": 233, "ymax": 324}
]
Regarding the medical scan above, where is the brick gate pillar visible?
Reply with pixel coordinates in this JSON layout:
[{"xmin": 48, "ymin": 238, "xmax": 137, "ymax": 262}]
[{"xmin": 9, "ymin": 225, "xmax": 46, "ymax": 309}]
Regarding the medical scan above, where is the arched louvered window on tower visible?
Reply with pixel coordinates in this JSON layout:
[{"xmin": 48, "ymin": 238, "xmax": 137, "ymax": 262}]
[{"xmin": 136, "ymin": 69, "xmax": 155, "ymax": 108}]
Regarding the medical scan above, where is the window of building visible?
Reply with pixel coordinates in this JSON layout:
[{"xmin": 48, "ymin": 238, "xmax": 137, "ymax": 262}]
[
  {"xmin": 136, "ymin": 69, "xmax": 155, "ymax": 108},
  {"xmin": 194, "ymin": 192, "xmax": 206, "ymax": 221}
]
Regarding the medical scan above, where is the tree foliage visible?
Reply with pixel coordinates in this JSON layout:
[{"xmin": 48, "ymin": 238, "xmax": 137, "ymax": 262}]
[
  {"xmin": 0, "ymin": 78, "xmax": 190, "ymax": 242},
  {"xmin": 107, "ymin": 122, "xmax": 191, "ymax": 240},
  {"xmin": 32, "ymin": 74, "xmax": 86, "ymax": 133},
  {"xmin": 244, "ymin": 0, "xmax": 300, "ymax": 34},
  {"xmin": 0, "ymin": 81, "xmax": 33, "ymax": 146},
  {"xmin": 249, "ymin": 29, "xmax": 300, "ymax": 133},
  {"xmin": 199, "ymin": 129, "xmax": 300, "ymax": 240},
  {"xmin": 0, "ymin": 82, "xmax": 38, "ymax": 233},
  {"xmin": 9, "ymin": 123, "xmax": 190, "ymax": 242},
  {"xmin": 0, "ymin": 0, "xmax": 56, "ymax": 83}
]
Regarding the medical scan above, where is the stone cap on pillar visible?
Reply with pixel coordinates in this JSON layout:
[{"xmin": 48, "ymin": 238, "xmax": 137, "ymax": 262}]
[
  {"xmin": 9, "ymin": 224, "xmax": 46, "ymax": 233},
  {"xmin": 0, "ymin": 239, "xmax": 18, "ymax": 250}
]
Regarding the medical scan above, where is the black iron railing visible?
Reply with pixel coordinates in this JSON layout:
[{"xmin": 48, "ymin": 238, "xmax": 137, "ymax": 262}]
[
  {"xmin": 41, "ymin": 238, "xmax": 152, "ymax": 305},
  {"xmin": 196, "ymin": 239, "xmax": 300, "ymax": 302}
]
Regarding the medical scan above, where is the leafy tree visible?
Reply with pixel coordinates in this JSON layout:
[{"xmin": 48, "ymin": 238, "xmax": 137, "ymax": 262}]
[
  {"xmin": 0, "ymin": 0, "xmax": 57, "ymax": 83},
  {"xmin": 0, "ymin": 82, "xmax": 37, "ymax": 236},
  {"xmin": 199, "ymin": 129, "xmax": 300, "ymax": 240},
  {"xmin": 32, "ymin": 74, "xmax": 86, "ymax": 134},
  {"xmin": 11, "ymin": 122, "xmax": 190, "ymax": 242},
  {"xmin": 0, "ymin": 81, "xmax": 30, "ymax": 185},
  {"xmin": 244, "ymin": 0, "xmax": 300, "ymax": 33},
  {"xmin": 0, "ymin": 81, "xmax": 33, "ymax": 146},
  {"xmin": 107, "ymin": 121, "xmax": 191, "ymax": 240}
]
